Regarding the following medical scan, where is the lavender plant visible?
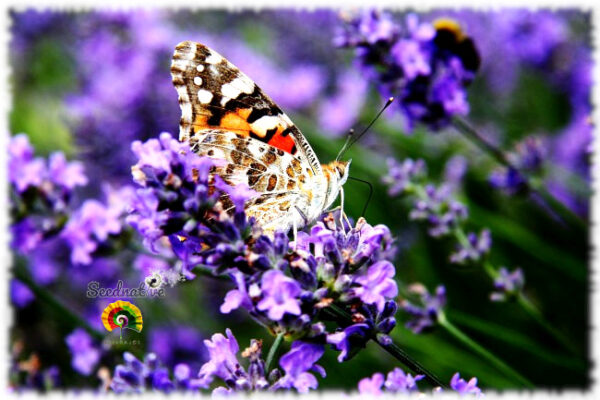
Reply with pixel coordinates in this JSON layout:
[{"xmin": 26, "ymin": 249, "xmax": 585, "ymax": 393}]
[{"xmin": 8, "ymin": 8, "xmax": 590, "ymax": 394}]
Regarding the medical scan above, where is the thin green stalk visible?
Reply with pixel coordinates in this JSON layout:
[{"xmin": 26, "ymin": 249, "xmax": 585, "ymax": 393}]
[
  {"xmin": 451, "ymin": 117, "xmax": 586, "ymax": 233},
  {"xmin": 480, "ymin": 261, "xmax": 579, "ymax": 356},
  {"xmin": 327, "ymin": 304, "xmax": 446, "ymax": 388},
  {"xmin": 516, "ymin": 293, "xmax": 580, "ymax": 356},
  {"xmin": 13, "ymin": 263, "xmax": 104, "ymax": 341},
  {"xmin": 265, "ymin": 332, "xmax": 285, "ymax": 372},
  {"xmin": 438, "ymin": 313, "xmax": 534, "ymax": 388}
]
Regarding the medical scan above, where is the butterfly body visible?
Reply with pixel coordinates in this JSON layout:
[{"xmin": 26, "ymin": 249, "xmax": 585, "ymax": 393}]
[{"xmin": 171, "ymin": 41, "xmax": 349, "ymax": 235}]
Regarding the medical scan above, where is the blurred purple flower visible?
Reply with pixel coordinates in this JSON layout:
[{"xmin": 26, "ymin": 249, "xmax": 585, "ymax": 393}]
[
  {"xmin": 11, "ymin": 279, "xmax": 34, "ymax": 308},
  {"xmin": 111, "ymin": 352, "xmax": 200, "ymax": 393},
  {"xmin": 382, "ymin": 157, "xmax": 426, "ymax": 196},
  {"xmin": 11, "ymin": 218, "xmax": 43, "ymax": 254},
  {"xmin": 338, "ymin": 11, "xmax": 479, "ymax": 130},
  {"xmin": 61, "ymin": 199, "xmax": 122, "ymax": 265},
  {"xmin": 149, "ymin": 326, "xmax": 206, "ymax": 370},
  {"xmin": 449, "ymin": 229, "xmax": 492, "ymax": 265},
  {"xmin": 318, "ymin": 70, "xmax": 368, "ymax": 137},
  {"xmin": 450, "ymin": 372, "xmax": 482, "ymax": 396},
  {"xmin": 358, "ymin": 372, "xmax": 384, "ymax": 395},
  {"xmin": 400, "ymin": 284, "xmax": 446, "ymax": 333},
  {"xmin": 490, "ymin": 267, "xmax": 525, "ymax": 302},
  {"xmin": 385, "ymin": 367, "xmax": 424, "ymax": 392},
  {"xmin": 65, "ymin": 328, "xmax": 100, "ymax": 376}
]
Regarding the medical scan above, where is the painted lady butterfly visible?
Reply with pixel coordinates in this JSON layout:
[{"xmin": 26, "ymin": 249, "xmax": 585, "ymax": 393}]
[{"xmin": 171, "ymin": 41, "xmax": 349, "ymax": 236}]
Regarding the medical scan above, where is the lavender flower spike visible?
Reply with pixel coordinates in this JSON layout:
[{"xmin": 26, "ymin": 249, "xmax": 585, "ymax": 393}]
[{"xmin": 450, "ymin": 372, "xmax": 483, "ymax": 396}]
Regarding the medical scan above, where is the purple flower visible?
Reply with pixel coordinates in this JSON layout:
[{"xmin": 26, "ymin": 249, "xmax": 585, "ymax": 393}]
[
  {"xmin": 326, "ymin": 323, "xmax": 371, "ymax": 362},
  {"xmin": 338, "ymin": 11, "xmax": 479, "ymax": 130},
  {"xmin": 149, "ymin": 326, "xmax": 206, "ymax": 369},
  {"xmin": 10, "ymin": 218, "xmax": 43, "ymax": 254},
  {"xmin": 65, "ymin": 329, "xmax": 100, "ymax": 376},
  {"xmin": 61, "ymin": 199, "xmax": 122, "ymax": 265},
  {"xmin": 257, "ymin": 270, "xmax": 302, "ymax": 321},
  {"xmin": 111, "ymin": 352, "xmax": 194, "ymax": 393},
  {"xmin": 391, "ymin": 39, "xmax": 431, "ymax": 80},
  {"xmin": 382, "ymin": 157, "xmax": 426, "ymax": 196},
  {"xmin": 358, "ymin": 372, "xmax": 384, "ymax": 395},
  {"xmin": 197, "ymin": 328, "xmax": 239, "ymax": 387},
  {"xmin": 400, "ymin": 284, "xmax": 446, "ymax": 333},
  {"xmin": 48, "ymin": 152, "xmax": 88, "ymax": 190},
  {"xmin": 11, "ymin": 279, "xmax": 34, "ymax": 308},
  {"xmin": 318, "ymin": 70, "xmax": 367, "ymax": 137},
  {"xmin": 450, "ymin": 372, "xmax": 482, "ymax": 396},
  {"xmin": 358, "ymin": 367, "xmax": 424, "ymax": 395},
  {"xmin": 276, "ymin": 341, "xmax": 325, "ymax": 393},
  {"xmin": 490, "ymin": 267, "xmax": 525, "ymax": 302},
  {"xmin": 385, "ymin": 367, "xmax": 424, "ymax": 392},
  {"xmin": 353, "ymin": 261, "xmax": 398, "ymax": 312},
  {"xmin": 8, "ymin": 134, "xmax": 46, "ymax": 193},
  {"xmin": 449, "ymin": 229, "xmax": 492, "ymax": 264}
]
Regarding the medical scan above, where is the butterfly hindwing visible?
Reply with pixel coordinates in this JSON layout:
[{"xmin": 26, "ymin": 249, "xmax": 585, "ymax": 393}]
[{"xmin": 170, "ymin": 41, "xmax": 322, "ymax": 176}]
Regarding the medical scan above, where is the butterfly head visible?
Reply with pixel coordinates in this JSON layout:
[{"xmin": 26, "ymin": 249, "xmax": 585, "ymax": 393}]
[{"xmin": 323, "ymin": 159, "xmax": 351, "ymax": 209}]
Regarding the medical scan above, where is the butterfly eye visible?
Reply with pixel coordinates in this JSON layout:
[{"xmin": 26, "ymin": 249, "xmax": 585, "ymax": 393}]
[{"xmin": 335, "ymin": 165, "xmax": 345, "ymax": 178}]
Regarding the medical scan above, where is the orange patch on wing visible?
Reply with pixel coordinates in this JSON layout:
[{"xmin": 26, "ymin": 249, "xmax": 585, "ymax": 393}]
[
  {"xmin": 267, "ymin": 127, "xmax": 295, "ymax": 154},
  {"xmin": 192, "ymin": 108, "xmax": 254, "ymax": 137}
]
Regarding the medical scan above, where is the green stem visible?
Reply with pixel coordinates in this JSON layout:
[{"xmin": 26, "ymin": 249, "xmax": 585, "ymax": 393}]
[
  {"xmin": 451, "ymin": 117, "xmax": 586, "ymax": 233},
  {"xmin": 438, "ymin": 313, "xmax": 534, "ymax": 388},
  {"xmin": 516, "ymin": 294, "xmax": 580, "ymax": 356},
  {"xmin": 13, "ymin": 263, "xmax": 104, "ymax": 341},
  {"xmin": 480, "ymin": 261, "xmax": 579, "ymax": 355},
  {"xmin": 265, "ymin": 332, "xmax": 285, "ymax": 373},
  {"xmin": 327, "ymin": 304, "xmax": 446, "ymax": 388}
]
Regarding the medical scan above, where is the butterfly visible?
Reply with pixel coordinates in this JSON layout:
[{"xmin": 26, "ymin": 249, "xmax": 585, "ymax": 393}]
[{"xmin": 170, "ymin": 41, "xmax": 350, "ymax": 237}]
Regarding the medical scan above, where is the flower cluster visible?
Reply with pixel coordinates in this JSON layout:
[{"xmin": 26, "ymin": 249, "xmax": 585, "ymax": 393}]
[
  {"xmin": 111, "ymin": 352, "xmax": 203, "ymax": 393},
  {"xmin": 65, "ymin": 329, "xmax": 101, "ymax": 376},
  {"xmin": 383, "ymin": 156, "xmax": 492, "ymax": 265},
  {"xmin": 128, "ymin": 134, "xmax": 400, "ymax": 363},
  {"xmin": 358, "ymin": 368, "xmax": 423, "ymax": 395},
  {"xmin": 358, "ymin": 367, "xmax": 482, "ymax": 396},
  {"xmin": 112, "ymin": 329, "xmax": 325, "ymax": 394},
  {"xmin": 489, "ymin": 136, "xmax": 547, "ymax": 195},
  {"xmin": 336, "ymin": 11, "xmax": 480, "ymax": 130},
  {"xmin": 9, "ymin": 134, "xmax": 87, "ymax": 254},
  {"xmin": 399, "ymin": 284, "xmax": 446, "ymax": 333},
  {"xmin": 490, "ymin": 267, "xmax": 525, "ymax": 302}
]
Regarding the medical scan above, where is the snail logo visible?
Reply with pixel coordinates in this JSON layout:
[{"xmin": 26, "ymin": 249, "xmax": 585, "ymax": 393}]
[
  {"xmin": 101, "ymin": 300, "xmax": 143, "ymax": 339},
  {"xmin": 145, "ymin": 272, "xmax": 163, "ymax": 289}
]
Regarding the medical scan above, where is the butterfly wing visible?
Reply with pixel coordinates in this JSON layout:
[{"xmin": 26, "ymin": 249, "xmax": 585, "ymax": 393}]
[
  {"xmin": 189, "ymin": 129, "xmax": 312, "ymax": 234},
  {"xmin": 170, "ymin": 41, "xmax": 326, "ymax": 233},
  {"xmin": 170, "ymin": 41, "xmax": 322, "ymax": 176}
]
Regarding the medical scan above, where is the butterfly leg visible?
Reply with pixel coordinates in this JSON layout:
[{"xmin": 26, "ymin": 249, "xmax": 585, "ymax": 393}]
[{"xmin": 339, "ymin": 187, "xmax": 351, "ymax": 233}]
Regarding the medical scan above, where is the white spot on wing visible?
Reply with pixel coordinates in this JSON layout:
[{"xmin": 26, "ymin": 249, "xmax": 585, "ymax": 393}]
[
  {"xmin": 196, "ymin": 64, "xmax": 204, "ymax": 72},
  {"xmin": 221, "ymin": 77, "xmax": 254, "ymax": 100},
  {"xmin": 194, "ymin": 77, "xmax": 202, "ymax": 86},
  {"xmin": 205, "ymin": 51, "xmax": 223, "ymax": 65},
  {"xmin": 250, "ymin": 116, "xmax": 281, "ymax": 137},
  {"xmin": 197, "ymin": 89, "xmax": 213, "ymax": 104}
]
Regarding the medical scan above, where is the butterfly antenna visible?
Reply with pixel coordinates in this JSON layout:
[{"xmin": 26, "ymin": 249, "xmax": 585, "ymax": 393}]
[
  {"xmin": 347, "ymin": 176, "xmax": 373, "ymax": 218},
  {"xmin": 339, "ymin": 97, "xmax": 394, "ymax": 160},
  {"xmin": 336, "ymin": 129, "xmax": 355, "ymax": 161}
]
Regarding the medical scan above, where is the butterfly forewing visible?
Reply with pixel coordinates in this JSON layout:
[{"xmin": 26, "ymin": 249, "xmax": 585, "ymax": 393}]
[{"xmin": 170, "ymin": 41, "xmax": 328, "ymax": 234}]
